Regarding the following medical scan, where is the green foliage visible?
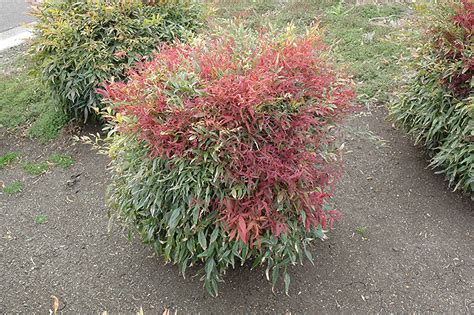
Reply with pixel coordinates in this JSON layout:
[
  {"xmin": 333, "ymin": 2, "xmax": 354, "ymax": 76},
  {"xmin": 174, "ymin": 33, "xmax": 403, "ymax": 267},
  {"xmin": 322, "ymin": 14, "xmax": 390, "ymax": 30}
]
[
  {"xmin": 108, "ymin": 134, "xmax": 329, "ymax": 296},
  {"xmin": 0, "ymin": 152, "xmax": 19, "ymax": 169},
  {"xmin": 390, "ymin": 1, "xmax": 473, "ymax": 194},
  {"xmin": 30, "ymin": 0, "xmax": 205, "ymax": 121},
  {"xmin": 0, "ymin": 70, "xmax": 67, "ymax": 142},
  {"xmin": 48, "ymin": 153, "xmax": 75, "ymax": 168},
  {"xmin": 22, "ymin": 161, "xmax": 49, "ymax": 175},
  {"xmin": 3, "ymin": 181, "xmax": 23, "ymax": 194},
  {"xmin": 35, "ymin": 214, "xmax": 48, "ymax": 224}
]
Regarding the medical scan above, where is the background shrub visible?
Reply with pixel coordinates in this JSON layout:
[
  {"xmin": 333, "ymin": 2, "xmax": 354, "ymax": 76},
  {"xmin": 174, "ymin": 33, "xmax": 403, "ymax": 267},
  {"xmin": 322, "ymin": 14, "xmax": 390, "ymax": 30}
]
[
  {"xmin": 390, "ymin": 0, "xmax": 473, "ymax": 194},
  {"xmin": 30, "ymin": 0, "xmax": 205, "ymax": 121},
  {"xmin": 101, "ymin": 27, "xmax": 354, "ymax": 295}
]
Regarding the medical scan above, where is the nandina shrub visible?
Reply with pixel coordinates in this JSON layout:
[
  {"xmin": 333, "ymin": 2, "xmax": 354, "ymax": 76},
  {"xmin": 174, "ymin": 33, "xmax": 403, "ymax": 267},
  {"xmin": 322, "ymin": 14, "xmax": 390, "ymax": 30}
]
[
  {"xmin": 390, "ymin": 0, "xmax": 473, "ymax": 194},
  {"xmin": 101, "ymin": 28, "xmax": 354, "ymax": 295},
  {"xmin": 30, "ymin": 0, "xmax": 205, "ymax": 121}
]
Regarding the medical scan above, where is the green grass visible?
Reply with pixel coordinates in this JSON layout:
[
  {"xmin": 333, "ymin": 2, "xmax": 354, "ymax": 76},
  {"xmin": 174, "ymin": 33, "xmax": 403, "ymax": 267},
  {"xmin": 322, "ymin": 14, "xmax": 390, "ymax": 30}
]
[
  {"xmin": 213, "ymin": 0, "xmax": 409, "ymax": 104},
  {"xmin": 22, "ymin": 161, "xmax": 49, "ymax": 175},
  {"xmin": 355, "ymin": 226, "xmax": 368, "ymax": 237},
  {"xmin": 213, "ymin": 0, "xmax": 334, "ymax": 27},
  {"xmin": 324, "ymin": 5, "xmax": 407, "ymax": 103},
  {"xmin": 48, "ymin": 153, "xmax": 75, "ymax": 168},
  {"xmin": 0, "ymin": 152, "xmax": 19, "ymax": 169},
  {"xmin": 35, "ymin": 214, "xmax": 48, "ymax": 224},
  {"xmin": 2, "ymin": 181, "xmax": 23, "ymax": 194},
  {"xmin": 0, "ymin": 67, "xmax": 67, "ymax": 143},
  {"xmin": 28, "ymin": 106, "xmax": 69, "ymax": 142}
]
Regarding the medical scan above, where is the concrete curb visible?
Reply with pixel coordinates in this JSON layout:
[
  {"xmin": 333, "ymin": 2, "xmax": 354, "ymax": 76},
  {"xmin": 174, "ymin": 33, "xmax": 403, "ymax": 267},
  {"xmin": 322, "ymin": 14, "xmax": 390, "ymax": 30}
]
[{"xmin": 0, "ymin": 24, "xmax": 34, "ymax": 52}]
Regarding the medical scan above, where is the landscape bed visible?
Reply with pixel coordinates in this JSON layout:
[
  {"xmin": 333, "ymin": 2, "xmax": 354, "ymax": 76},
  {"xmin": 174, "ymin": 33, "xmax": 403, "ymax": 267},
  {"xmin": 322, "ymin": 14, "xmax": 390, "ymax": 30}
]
[{"xmin": 0, "ymin": 0, "xmax": 473, "ymax": 313}]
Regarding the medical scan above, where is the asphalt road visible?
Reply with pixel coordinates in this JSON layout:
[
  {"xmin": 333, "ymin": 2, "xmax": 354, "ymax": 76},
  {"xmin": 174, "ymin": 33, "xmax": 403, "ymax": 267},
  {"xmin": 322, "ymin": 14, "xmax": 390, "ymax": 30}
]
[{"xmin": 0, "ymin": 0, "xmax": 34, "ymax": 32}]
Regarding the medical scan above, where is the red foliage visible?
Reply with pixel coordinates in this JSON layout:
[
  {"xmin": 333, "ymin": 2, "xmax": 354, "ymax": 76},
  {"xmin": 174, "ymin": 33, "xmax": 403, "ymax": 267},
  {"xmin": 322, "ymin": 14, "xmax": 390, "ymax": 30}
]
[
  {"xmin": 433, "ymin": 0, "xmax": 473, "ymax": 95},
  {"xmin": 450, "ymin": 0, "xmax": 474, "ymax": 94},
  {"xmin": 453, "ymin": 0, "xmax": 474, "ymax": 34},
  {"xmin": 100, "ymin": 34, "xmax": 354, "ymax": 245}
]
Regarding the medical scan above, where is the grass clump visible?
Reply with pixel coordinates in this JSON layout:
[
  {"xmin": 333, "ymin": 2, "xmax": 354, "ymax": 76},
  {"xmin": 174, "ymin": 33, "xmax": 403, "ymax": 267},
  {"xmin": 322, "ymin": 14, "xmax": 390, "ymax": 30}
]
[
  {"xmin": 0, "ymin": 152, "xmax": 19, "ymax": 169},
  {"xmin": 28, "ymin": 106, "xmax": 68, "ymax": 142},
  {"xmin": 355, "ymin": 226, "xmax": 368, "ymax": 238},
  {"xmin": 48, "ymin": 153, "xmax": 75, "ymax": 169},
  {"xmin": 35, "ymin": 215, "xmax": 48, "ymax": 224},
  {"xmin": 22, "ymin": 161, "xmax": 49, "ymax": 175},
  {"xmin": 3, "ymin": 181, "xmax": 23, "ymax": 194},
  {"xmin": 0, "ymin": 70, "xmax": 67, "ymax": 142}
]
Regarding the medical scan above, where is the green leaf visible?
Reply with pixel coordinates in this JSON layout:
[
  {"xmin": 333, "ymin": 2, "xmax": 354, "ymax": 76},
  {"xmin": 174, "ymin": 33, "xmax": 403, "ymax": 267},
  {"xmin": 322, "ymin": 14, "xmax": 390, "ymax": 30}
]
[
  {"xmin": 284, "ymin": 272, "xmax": 291, "ymax": 295},
  {"xmin": 314, "ymin": 224, "xmax": 325, "ymax": 239},
  {"xmin": 198, "ymin": 230, "xmax": 207, "ymax": 250},
  {"xmin": 303, "ymin": 244, "xmax": 314, "ymax": 264},
  {"xmin": 230, "ymin": 187, "xmax": 237, "ymax": 199},
  {"xmin": 205, "ymin": 258, "xmax": 215, "ymax": 280},
  {"xmin": 192, "ymin": 206, "xmax": 200, "ymax": 226},
  {"xmin": 168, "ymin": 207, "xmax": 181, "ymax": 230},
  {"xmin": 241, "ymin": 243, "xmax": 248, "ymax": 262},
  {"xmin": 251, "ymin": 254, "xmax": 264, "ymax": 269},
  {"xmin": 210, "ymin": 227, "xmax": 219, "ymax": 244},
  {"xmin": 271, "ymin": 266, "xmax": 279, "ymax": 290},
  {"xmin": 211, "ymin": 278, "xmax": 219, "ymax": 297}
]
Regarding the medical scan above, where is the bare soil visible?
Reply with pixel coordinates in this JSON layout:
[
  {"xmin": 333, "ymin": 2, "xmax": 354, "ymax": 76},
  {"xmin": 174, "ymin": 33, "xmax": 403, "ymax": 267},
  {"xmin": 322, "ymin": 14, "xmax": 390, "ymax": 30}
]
[{"xmin": 0, "ymin": 57, "xmax": 473, "ymax": 314}]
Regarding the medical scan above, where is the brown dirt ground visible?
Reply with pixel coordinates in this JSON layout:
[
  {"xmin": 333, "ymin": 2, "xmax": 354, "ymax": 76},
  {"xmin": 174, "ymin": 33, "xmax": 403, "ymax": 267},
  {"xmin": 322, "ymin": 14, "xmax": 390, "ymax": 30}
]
[{"xmin": 0, "ymin": 56, "xmax": 473, "ymax": 314}]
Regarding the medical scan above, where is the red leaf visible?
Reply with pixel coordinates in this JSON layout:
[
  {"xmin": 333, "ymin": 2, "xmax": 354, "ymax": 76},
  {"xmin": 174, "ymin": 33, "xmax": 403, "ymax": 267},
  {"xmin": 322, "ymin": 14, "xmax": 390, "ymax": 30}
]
[
  {"xmin": 228, "ymin": 229, "xmax": 237, "ymax": 241},
  {"xmin": 237, "ymin": 216, "xmax": 247, "ymax": 243},
  {"xmin": 273, "ymin": 222, "xmax": 287, "ymax": 237}
]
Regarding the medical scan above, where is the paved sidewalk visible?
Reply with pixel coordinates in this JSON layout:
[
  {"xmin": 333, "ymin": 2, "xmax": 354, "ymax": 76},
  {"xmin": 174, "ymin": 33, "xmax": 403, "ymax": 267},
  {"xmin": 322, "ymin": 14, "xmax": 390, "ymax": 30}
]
[
  {"xmin": 0, "ymin": 0, "xmax": 34, "ymax": 32},
  {"xmin": 0, "ymin": 25, "xmax": 32, "ymax": 52},
  {"xmin": 0, "ymin": 0, "xmax": 34, "ymax": 51}
]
